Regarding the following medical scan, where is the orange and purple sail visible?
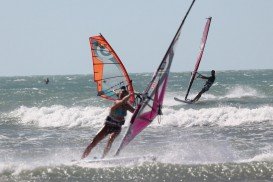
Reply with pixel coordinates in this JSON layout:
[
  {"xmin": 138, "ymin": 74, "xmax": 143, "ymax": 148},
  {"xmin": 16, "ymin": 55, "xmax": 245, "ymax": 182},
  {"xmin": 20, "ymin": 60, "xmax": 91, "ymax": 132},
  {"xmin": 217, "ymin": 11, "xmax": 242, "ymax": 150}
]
[
  {"xmin": 89, "ymin": 34, "xmax": 135, "ymax": 104},
  {"xmin": 185, "ymin": 17, "xmax": 212, "ymax": 100},
  {"xmin": 115, "ymin": 0, "xmax": 196, "ymax": 156}
]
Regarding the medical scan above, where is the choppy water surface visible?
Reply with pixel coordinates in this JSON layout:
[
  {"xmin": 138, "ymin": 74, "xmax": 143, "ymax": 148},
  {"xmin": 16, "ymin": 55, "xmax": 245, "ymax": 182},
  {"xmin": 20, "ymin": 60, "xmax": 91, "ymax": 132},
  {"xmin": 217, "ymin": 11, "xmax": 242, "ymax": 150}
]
[{"xmin": 1, "ymin": 70, "xmax": 273, "ymax": 181}]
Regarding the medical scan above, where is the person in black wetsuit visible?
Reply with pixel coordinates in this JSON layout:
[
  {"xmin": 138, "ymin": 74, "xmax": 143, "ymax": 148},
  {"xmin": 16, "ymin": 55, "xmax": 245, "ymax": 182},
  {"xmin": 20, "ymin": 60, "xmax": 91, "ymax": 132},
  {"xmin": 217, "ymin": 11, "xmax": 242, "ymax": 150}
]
[
  {"xmin": 44, "ymin": 78, "xmax": 49, "ymax": 84},
  {"xmin": 81, "ymin": 86, "xmax": 135, "ymax": 159},
  {"xmin": 191, "ymin": 70, "xmax": 216, "ymax": 102}
]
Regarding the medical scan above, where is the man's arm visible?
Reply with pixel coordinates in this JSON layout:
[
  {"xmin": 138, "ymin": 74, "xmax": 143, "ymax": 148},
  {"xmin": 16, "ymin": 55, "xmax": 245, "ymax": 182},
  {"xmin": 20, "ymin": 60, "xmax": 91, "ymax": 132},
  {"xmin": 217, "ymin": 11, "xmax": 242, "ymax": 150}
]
[
  {"xmin": 196, "ymin": 72, "xmax": 209, "ymax": 79},
  {"xmin": 125, "ymin": 103, "xmax": 135, "ymax": 113},
  {"xmin": 200, "ymin": 75, "xmax": 209, "ymax": 79},
  {"xmin": 111, "ymin": 93, "xmax": 133, "ymax": 110}
]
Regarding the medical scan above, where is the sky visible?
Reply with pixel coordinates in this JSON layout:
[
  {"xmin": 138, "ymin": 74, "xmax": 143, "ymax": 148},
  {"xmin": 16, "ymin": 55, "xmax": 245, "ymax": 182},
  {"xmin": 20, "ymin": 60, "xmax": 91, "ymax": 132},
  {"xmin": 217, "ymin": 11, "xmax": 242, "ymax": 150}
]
[{"xmin": 0, "ymin": 0, "xmax": 272, "ymax": 76}]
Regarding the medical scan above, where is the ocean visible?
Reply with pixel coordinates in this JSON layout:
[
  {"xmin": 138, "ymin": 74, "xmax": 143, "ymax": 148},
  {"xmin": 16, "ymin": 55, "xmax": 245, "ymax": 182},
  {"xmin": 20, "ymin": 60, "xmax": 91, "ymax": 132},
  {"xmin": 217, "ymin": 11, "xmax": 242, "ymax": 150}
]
[{"xmin": 1, "ymin": 69, "xmax": 273, "ymax": 181}]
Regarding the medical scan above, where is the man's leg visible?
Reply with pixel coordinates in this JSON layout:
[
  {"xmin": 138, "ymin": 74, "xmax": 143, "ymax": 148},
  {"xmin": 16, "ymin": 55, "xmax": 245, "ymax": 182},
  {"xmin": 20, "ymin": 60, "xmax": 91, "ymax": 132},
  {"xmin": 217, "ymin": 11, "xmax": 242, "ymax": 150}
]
[
  {"xmin": 192, "ymin": 88, "xmax": 207, "ymax": 102},
  {"xmin": 192, "ymin": 92, "xmax": 202, "ymax": 102},
  {"xmin": 102, "ymin": 131, "xmax": 120, "ymax": 158},
  {"xmin": 81, "ymin": 126, "xmax": 108, "ymax": 159}
]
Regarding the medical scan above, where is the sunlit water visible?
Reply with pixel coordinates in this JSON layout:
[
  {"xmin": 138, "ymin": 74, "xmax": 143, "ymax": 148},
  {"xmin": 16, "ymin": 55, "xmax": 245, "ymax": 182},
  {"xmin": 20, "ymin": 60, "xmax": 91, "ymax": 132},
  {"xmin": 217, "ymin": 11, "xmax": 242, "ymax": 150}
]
[{"xmin": 1, "ymin": 70, "xmax": 273, "ymax": 181}]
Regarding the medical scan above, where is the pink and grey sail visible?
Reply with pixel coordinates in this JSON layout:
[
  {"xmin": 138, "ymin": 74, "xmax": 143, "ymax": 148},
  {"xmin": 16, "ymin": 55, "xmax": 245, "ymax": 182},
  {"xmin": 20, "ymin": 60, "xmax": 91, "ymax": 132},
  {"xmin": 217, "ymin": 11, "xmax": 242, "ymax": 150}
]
[
  {"xmin": 115, "ymin": 0, "xmax": 197, "ymax": 156},
  {"xmin": 185, "ymin": 17, "xmax": 212, "ymax": 100}
]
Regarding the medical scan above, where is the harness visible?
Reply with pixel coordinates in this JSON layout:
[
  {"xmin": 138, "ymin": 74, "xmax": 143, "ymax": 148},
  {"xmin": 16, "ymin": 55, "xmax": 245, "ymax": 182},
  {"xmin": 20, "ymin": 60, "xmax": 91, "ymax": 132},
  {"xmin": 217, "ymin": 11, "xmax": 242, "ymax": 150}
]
[
  {"xmin": 105, "ymin": 116, "xmax": 125, "ymax": 127},
  {"xmin": 205, "ymin": 81, "xmax": 213, "ymax": 87}
]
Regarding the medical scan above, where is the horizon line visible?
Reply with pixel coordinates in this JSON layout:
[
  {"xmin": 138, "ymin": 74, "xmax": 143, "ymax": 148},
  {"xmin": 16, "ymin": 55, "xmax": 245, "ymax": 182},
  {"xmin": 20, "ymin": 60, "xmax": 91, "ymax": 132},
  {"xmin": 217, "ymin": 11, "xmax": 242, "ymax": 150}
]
[{"xmin": 0, "ymin": 68, "xmax": 272, "ymax": 77}]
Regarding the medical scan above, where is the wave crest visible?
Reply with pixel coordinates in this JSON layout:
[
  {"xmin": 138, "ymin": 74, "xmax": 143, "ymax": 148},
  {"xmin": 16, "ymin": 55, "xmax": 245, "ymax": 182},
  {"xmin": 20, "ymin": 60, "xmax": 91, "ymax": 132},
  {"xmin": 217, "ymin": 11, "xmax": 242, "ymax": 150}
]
[
  {"xmin": 9, "ymin": 105, "xmax": 109, "ymax": 128},
  {"xmin": 156, "ymin": 106, "xmax": 273, "ymax": 127},
  {"xmin": 7, "ymin": 105, "xmax": 273, "ymax": 128}
]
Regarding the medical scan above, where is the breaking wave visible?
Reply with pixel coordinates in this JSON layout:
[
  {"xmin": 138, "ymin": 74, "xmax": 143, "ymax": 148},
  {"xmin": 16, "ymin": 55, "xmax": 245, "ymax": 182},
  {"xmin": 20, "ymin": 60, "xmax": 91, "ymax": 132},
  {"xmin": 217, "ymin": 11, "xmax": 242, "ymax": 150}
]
[{"xmin": 6, "ymin": 105, "xmax": 273, "ymax": 128}]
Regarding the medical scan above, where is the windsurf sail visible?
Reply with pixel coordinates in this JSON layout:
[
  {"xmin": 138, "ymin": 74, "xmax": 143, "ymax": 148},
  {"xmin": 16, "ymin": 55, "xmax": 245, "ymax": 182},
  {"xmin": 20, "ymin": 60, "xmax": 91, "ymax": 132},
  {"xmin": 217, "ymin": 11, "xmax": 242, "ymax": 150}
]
[
  {"xmin": 89, "ymin": 34, "xmax": 135, "ymax": 104},
  {"xmin": 115, "ymin": 0, "xmax": 196, "ymax": 156},
  {"xmin": 184, "ymin": 17, "xmax": 212, "ymax": 100}
]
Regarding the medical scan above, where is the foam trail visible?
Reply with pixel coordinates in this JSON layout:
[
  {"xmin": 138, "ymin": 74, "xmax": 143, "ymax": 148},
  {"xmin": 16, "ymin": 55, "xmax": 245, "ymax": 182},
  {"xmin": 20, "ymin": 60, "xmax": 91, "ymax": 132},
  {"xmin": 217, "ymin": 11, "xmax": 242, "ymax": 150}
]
[{"xmin": 222, "ymin": 86, "xmax": 264, "ymax": 99}]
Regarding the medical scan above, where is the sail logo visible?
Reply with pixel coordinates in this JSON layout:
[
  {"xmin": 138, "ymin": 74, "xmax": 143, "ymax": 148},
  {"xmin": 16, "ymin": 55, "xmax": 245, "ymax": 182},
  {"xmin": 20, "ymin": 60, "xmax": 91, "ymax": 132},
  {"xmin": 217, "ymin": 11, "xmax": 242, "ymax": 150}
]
[{"xmin": 93, "ymin": 41, "xmax": 117, "ymax": 64}]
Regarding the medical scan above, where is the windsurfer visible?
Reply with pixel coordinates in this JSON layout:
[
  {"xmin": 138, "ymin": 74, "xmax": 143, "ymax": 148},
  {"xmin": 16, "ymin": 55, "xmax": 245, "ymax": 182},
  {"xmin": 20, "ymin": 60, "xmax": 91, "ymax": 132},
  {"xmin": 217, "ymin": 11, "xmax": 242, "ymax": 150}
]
[
  {"xmin": 191, "ymin": 70, "xmax": 215, "ymax": 102},
  {"xmin": 81, "ymin": 86, "xmax": 135, "ymax": 159},
  {"xmin": 44, "ymin": 78, "xmax": 49, "ymax": 84}
]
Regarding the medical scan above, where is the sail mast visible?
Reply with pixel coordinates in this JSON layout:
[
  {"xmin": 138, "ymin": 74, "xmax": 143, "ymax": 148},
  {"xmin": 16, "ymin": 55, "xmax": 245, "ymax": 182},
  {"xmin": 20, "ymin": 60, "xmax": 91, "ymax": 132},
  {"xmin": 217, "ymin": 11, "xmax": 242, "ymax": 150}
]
[
  {"xmin": 145, "ymin": 0, "xmax": 196, "ymax": 94},
  {"xmin": 115, "ymin": 0, "xmax": 196, "ymax": 156}
]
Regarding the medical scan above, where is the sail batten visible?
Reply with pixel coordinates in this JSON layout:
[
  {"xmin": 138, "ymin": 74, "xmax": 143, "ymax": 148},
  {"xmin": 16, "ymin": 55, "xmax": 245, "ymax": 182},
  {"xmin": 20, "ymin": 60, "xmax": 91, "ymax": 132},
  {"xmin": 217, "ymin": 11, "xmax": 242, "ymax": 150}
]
[
  {"xmin": 115, "ymin": 0, "xmax": 196, "ymax": 156},
  {"xmin": 95, "ymin": 76, "xmax": 125, "ymax": 82}
]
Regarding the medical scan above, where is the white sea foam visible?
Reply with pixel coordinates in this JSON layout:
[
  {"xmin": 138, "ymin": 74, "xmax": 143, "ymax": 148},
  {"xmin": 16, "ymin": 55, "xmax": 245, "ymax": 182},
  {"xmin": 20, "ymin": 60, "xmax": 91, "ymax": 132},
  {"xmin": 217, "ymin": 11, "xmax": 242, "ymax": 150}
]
[
  {"xmin": 241, "ymin": 153, "xmax": 273, "ymax": 163},
  {"xmin": 153, "ymin": 106, "xmax": 273, "ymax": 127},
  {"xmin": 0, "ymin": 148, "xmax": 81, "ymax": 174},
  {"xmin": 243, "ymin": 73, "xmax": 251, "ymax": 77},
  {"xmin": 8, "ymin": 105, "xmax": 273, "ymax": 128},
  {"xmin": 160, "ymin": 140, "xmax": 236, "ymax": 164},
  {"xmin": 171, "ymin": 85, "xmax": 264, "ymax": 101},
  {"xmin": 13, "ymin": 79, "xmax": 26, "ymax": 82},
  {"xmin": 221, "ymin": 86, "xmax": 263, "ymax": 99},
  {"xmin": 9, "ymin": 105, "xmax": 111, "ymax": 128},
  {"xmin": 163, "ymin": 93, "xmax": 182, "ymax": 106},
  {"xmin": 0, "ymin": 135, "xmax": 8, "ymax": 139}
]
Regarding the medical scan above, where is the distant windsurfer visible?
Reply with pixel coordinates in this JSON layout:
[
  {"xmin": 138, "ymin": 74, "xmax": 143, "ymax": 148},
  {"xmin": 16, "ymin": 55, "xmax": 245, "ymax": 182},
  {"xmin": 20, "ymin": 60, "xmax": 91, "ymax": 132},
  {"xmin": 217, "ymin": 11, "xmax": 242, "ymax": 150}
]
[
  {"xmin": 191, "ymin": 70, "xmax": 215, "ymax": 102},
  {"xmin": 44, "ymin": 78, "xmax": 49, "ymax": 84},
  {"xmin": 81, "ymin": 86, "xmax": 135, "ymax": 159}
]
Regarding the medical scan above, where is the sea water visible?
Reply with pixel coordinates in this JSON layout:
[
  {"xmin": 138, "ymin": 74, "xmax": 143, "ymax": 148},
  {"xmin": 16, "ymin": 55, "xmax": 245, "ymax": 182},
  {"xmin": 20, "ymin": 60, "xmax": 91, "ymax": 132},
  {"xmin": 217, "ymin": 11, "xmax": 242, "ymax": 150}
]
[{"xmin": 1, "ymin": 70, "xmax": 273, "ymax": 181}]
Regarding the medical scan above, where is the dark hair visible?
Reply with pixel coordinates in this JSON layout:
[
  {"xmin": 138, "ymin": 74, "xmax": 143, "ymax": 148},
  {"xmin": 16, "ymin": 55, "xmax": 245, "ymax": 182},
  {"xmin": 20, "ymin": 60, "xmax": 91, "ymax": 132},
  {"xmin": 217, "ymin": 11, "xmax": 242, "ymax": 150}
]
[
  {"xmin": 119, "ymin": 89, "xmax": 129, "ymax": 99},
  {"xmin": 120, "ymin": 86, "xmax": 126, "ymax": 91}
]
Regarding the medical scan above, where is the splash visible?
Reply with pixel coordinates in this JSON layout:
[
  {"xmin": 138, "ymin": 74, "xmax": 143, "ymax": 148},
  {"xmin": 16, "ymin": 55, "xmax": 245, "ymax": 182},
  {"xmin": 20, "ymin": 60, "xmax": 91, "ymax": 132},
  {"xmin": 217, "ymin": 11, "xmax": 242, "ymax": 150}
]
[
  {"xmin": 223, "ymin": 86, "xmax": 263, "ymax": 99},
  {"xmin": 241, "ymin": 153, "xmax": 273, "ymax": 163},
  {"xmin": 155, "ymin": 106, "xmax": 273, "ymax": 127}
]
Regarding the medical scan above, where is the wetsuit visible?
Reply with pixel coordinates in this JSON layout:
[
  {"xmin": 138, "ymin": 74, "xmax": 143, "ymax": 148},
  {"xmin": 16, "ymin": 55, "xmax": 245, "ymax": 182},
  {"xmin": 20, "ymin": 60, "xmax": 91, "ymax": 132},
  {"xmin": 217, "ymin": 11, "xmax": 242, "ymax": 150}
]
[{"xmin": 201, "ymin": 75, "xmax": 215, "ymax": 93}]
